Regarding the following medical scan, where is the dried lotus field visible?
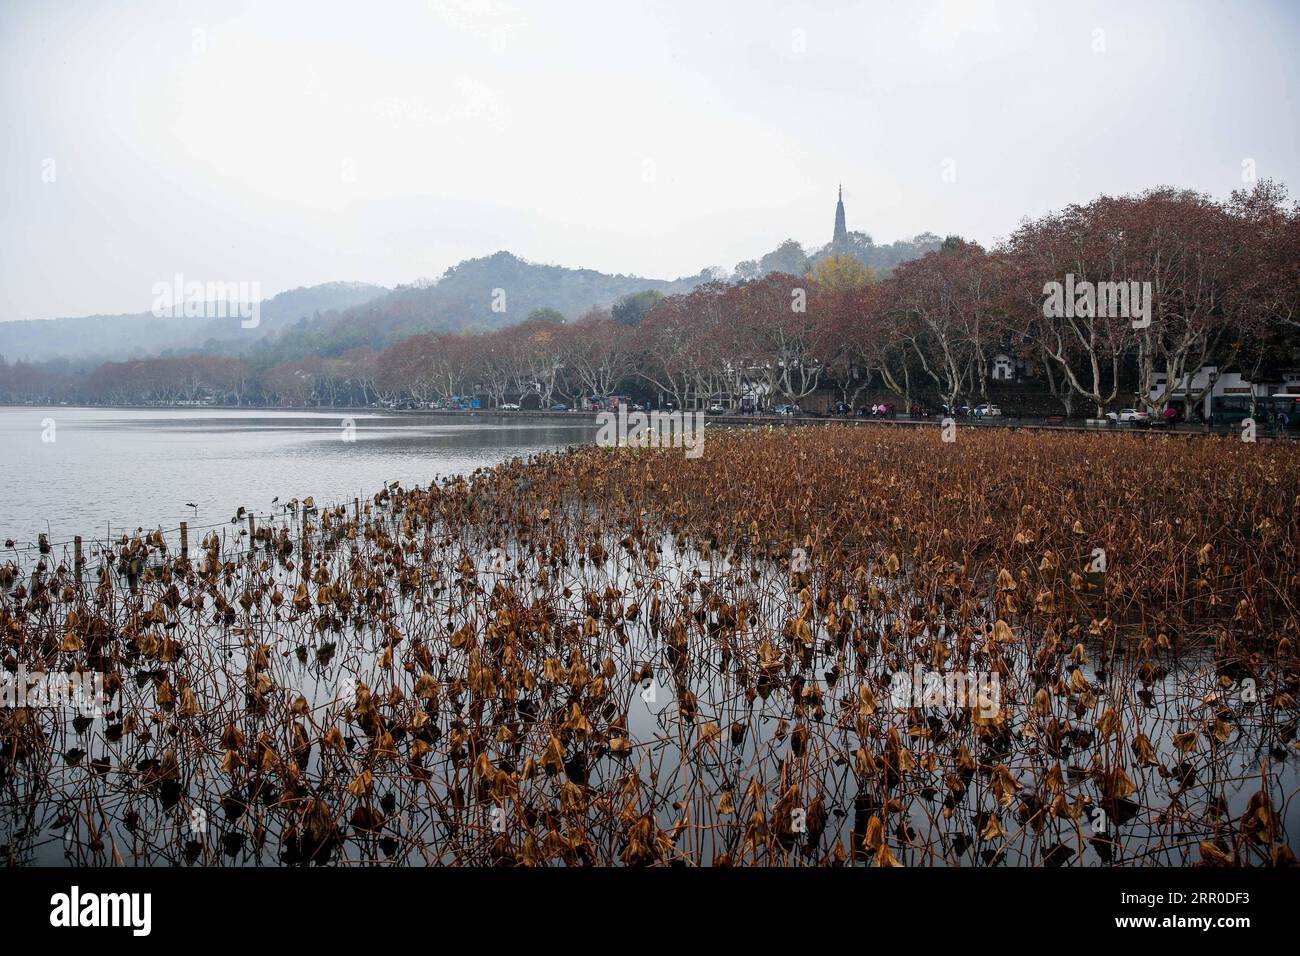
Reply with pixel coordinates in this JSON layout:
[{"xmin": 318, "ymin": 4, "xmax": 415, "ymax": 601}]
[{"xmin": 2, "ymin": 425, "xmax": 1298, "ymax": 867}]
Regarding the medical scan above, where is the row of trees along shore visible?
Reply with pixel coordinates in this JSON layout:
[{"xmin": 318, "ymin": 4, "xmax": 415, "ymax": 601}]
[{"xmin": 2, "ymin": 183, "xmax": 1296, "ymax": 416}]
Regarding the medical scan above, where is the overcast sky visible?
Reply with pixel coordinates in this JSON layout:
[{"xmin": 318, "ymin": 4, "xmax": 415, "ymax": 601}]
[{"xmin": 2, "ymin": 0, "xmax": 1297, "ymax": 321}]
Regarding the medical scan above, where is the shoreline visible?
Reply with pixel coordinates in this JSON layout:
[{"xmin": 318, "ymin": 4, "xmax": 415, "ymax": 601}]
[{"xmin": 4, "ymin": 401, "xmax": 1295, "ymax": 440}]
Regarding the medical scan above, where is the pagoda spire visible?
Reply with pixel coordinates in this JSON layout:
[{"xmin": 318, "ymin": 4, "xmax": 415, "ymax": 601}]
[{"xmin": 832, "ymin": 184, "xmax": 848, "ymax": 249}]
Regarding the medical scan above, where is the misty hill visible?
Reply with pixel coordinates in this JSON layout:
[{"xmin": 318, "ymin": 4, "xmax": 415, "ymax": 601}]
[
  {"xmin": 0, "ymin": 281, "xmax": 389, "ymax": 362},
  {"xmin": 2, "ymin": 237, "xmax": 941, "ymax": 367},
  {"xmin": 252, "ymin": 252, "xmax": 714, "ymax": 362}
]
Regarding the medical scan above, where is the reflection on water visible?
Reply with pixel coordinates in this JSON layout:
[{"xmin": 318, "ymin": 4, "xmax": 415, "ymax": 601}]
[{"xmin": 0, "ymin": 407, "xmax": 597, "ymax": 544}]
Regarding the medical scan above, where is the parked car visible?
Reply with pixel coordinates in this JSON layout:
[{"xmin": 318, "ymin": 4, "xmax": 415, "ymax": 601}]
[
  {"xmin": 706, "ymin": 402, "xmax": 725, "ymax": 415},
  {"xmin": 500, "ymin": 402, "xmax": 521, "ymax": 411},
  {"xmin": 974, "ymin": 403, "xmax": 1003, "ymax": 417},
  {"xmin": 774, "ymin": 404, "xmax": 796, "ymax": 416},
  {"xmin": 1106, "ymin": 408, "xmax": 1149, "ymax": 424},
  {"xmin": 550, "ymin": 403, "xmax": 570, "ymax": 412}
]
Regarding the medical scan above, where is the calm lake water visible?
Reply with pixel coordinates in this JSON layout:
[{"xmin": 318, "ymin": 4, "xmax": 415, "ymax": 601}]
[{"xmin": 0, "ymin": 406, "xmax": 597, "ymax": 548}]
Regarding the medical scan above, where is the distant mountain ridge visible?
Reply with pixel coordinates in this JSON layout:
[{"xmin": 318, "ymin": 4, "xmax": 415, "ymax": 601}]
[
  {"xmin": 0, "ymin": 254, "xmax": 718, "ymax": 364},
  {"xmin": 1, "ymin": 236, "xmax": 938, "ymax": 366},
  {"xmin": 254, "ymin": 252, "xmax": 714, "ymax": 362},
  {"xmin": 0, "ymin": 281, "xmax": 390, "ymax": 362}
]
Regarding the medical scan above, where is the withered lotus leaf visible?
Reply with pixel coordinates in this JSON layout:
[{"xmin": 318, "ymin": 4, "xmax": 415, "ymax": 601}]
[{"xmin": 7, "ymin": 425, "xmax": 1297, "ymax": 867}]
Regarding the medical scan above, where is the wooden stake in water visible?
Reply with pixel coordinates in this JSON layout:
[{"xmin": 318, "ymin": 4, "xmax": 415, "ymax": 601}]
[{"xmin": 180, "ymin": 522, "xmax": 189, "ymax": 563}]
